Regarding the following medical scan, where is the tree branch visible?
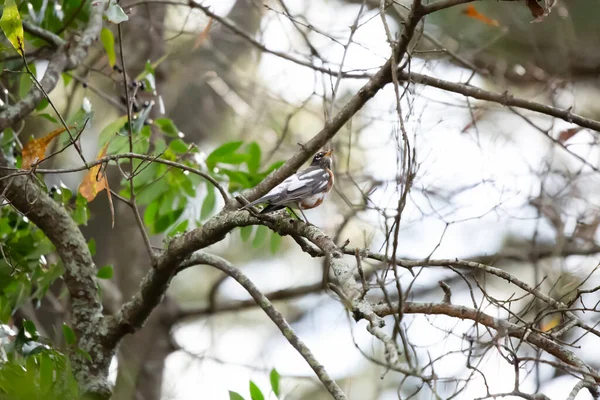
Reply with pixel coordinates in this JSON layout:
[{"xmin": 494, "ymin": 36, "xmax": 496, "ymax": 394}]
[
  {"xmin": 399, "ymin": 70, "xmax": 600, "ymax": 132},
  {"xmin": 0, "ymin": 1, "xmax": 105, "ymax": 131},
  {"xmin": 373, "ymin": 301, "xmax": 600, "ymax": 388},
  {"xmin": 106, "ymin": 0, "xmax": 428, "ymax": 349},
  {"xmin": 0, "ymin": 153, "xmax": 110, "ymax": 397},
  {"xmin": 181, "ymin": 252, "xmax": 348, "ymax": 400}
]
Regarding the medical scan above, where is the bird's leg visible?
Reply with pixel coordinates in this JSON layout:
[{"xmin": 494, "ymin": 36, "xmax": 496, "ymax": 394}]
[
  {"xmin": 286, "ymin": 207, "xmax": 302, "ymax": 221},
  {"xmin": 298, "ymin": 208, "xmax": 311, "ymax": 225}
]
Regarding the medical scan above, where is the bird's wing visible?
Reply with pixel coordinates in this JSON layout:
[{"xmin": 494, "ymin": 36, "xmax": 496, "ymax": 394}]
[
  {"xmin": 241, "ymin": 167, "xmax": 329, "ymax": 209},
  {"xmin": 268, "ymin": 167, "xmax": 330, "ymax": 205}
]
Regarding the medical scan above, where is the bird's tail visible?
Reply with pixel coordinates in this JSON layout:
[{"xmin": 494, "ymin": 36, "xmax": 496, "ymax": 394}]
[
  {"xmin": 240, "ymin": 194, "xmax": 276, "ymax": 210},
  {"xmin": 260, "ymin": 204, "xmax": 285, "ymax": 214},
  {"xmin": 240, "ymin": 198, "xmax": 263, "ymax": 210},
  {"xmin": 240, "ymin": 197, "xmax": 284, "ymax": 214}
]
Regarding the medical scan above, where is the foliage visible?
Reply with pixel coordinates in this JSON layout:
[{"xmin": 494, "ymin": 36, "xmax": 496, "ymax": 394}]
[
  {"xmin": 229, "ymin": 369, "xmax": 281, "ymax": 400},
  {"xmin": 0, "ymin": 322, "xmax": 79, "ymax": 400},
  {"xmin": 1, "ymin": 0, "xmax": 286, "ymax": 396}
]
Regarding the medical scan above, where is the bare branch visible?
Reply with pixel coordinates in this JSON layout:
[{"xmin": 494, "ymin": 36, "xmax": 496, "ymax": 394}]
[
  {"xmin": 181, "ymin": 252, "xmax": 348, "ymax": 400},
  {"xmin": 374, "ymin": 301, "xmax": 600, "ymax": 384}
]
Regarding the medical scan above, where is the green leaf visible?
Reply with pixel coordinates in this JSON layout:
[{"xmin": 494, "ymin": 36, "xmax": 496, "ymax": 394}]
[
  {"xmin": 99, "ymin": 115, "xmax": 128, "ymax": 145},
  {"xmin": 247, "ymin": 142, "xmax": 261, "ymax": 173},
  {"xmin": 100, "ymin": 27, "xmax": 116, "ymax": 67},
  {"xmin": 249, "ymin": 381, "xmax": 265, "ymax": 400},
  {"xmin": 62, "ymin": 72, "xmax": 72, "ymax": 86},
  {"xmin": 265, "ymin": 160, "xmax": 285, "ymax": 174},
  {"xmin": 143, "ymin": 200, "xmax": 159, "ymax": 228},
  {"xmin": 166, "ymin": 220, "xmax": 188, "ymax": 238},
  {"xmin": 38, "ymin": 113, "xmax": 58, "ymax": 124},
  {"xmin": 136, "ymin": 60, "xmax": 156, "ymax": 91},
  {"xmin": 60, "ymin": 186, "xmax": 73, "ymax": 204},
  {"xmin": 72, "ymin": 194, "xmax": 90, "ymax": 225},
  {"xmin": 200, "ymin": 185, "xmax": 216, "ymax": 220},
  {"xmin": 62, "ymin": 324, "xmax": 76, "ymax": 345},
  {"xmin": 252, "ymin": 226, "xmax": 268, "ymax": 248},
  {"xmin": 229, "ymin": 391, "xmax": 245, "ymax": 400},
  {"xmin": 40, "ymin": 353, "xmax": 54, "ymax": 394},
  {"xmin": 76, "ymin": 348, "xmax": 92, "ymax": 362},
  {"xmin": 154, "ymin": 118, "xmax": 179, "ymax": 137},
  {"xmin": 169, "ymin": 138, "xmax": 188, "ymax": 154},
  {"xmin": 240, "ymin": 226, "xmax": 253, "ymax": 242},
  {"xmin": 206, "ymin": 141, "xmax": 243, "ymax": 169},
  {"xmin": 0, "ymin": 0, "xmax": 25, "ymax": 55},
  {"xmin": 19, "ymin": 67, "xmax": 32, "ymax": 99},
  {"xmin": 270, "ymin": 368, "xmax": 280, "ymax": 396},
  {"xmin": 132, "ymin": 102, "xmax": 154, "ymax": 134},
  {"xmin": 96, "ymin": 265, "xmax": 113, "ymax": 280},
  {"xmin": 23, "ymin": 320, "xmax": 38, "ymax": 340},
  {"xmin": 36, "ymin": 98, "xmax": 49, "ymax": 111},
  {"xmin": 269, "ymin": 233, "xmax": 283, "ymax": 254},
  {"xmin": 87, "ymin": 239, "xmax": 96, "ymax": 256},
  {"xmin": 153, "ymin": 208, "xmax": 184, "ymax": 234},
  {"xmin": 104, "ymin": 1, "xmax": 129, "ymax": 24}
]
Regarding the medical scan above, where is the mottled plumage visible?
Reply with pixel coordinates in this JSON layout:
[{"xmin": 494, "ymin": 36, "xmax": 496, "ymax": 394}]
[{"xmin": 241, "ymin": 150, "xmax": 334, "ymax": 221}]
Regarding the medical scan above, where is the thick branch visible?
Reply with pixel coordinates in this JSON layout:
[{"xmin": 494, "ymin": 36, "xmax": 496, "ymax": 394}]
[
  {"xmin": 235, "ymin": 0, "xmax": 425, "ymax": 204},
  {"xmin": 0, "ymin": 155, "xmax": 110, "ymax": 396},
  {"xmin": 0, "ymin": 1, "xmax": 111, "ymax": 397},
  {"xmin": 107, "ymin": 0, "xmax": 427, "ymax": 346}
]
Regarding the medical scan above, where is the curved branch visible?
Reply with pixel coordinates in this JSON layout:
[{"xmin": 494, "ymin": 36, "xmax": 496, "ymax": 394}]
[{"xmin": 181, "ymin": 252, "xmax": 348, "ymax": 400}]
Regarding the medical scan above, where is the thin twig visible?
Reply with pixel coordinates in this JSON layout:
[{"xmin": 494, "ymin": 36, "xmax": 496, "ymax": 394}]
[{"xmin": 117, "ymin": 24, "xmax": 155, "ymax": 263}]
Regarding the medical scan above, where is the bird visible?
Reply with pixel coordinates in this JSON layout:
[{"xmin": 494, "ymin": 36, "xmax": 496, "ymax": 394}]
[{"xmin": 240, "ymin": 149, "xmax": 334, "ymax": 222}]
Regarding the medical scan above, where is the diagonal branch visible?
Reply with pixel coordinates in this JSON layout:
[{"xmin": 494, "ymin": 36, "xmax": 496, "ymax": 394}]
[
  {"xmin": 373, "ymin": 301, "xmax": 600, "ymax": 388},
  {"xmin": 180, "ymin": 252, "xmax": 348, "ymax": 400}
]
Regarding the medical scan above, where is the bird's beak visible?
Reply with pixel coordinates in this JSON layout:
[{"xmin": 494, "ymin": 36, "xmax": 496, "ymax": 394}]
[{"xmin": 324, "ymin": 149, "xmax": 334, "ymax": 157}]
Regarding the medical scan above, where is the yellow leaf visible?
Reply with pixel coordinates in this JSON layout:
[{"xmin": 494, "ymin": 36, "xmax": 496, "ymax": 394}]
[
  {"xmin": 79, "ymin": 143, "xmax": 109, "ymax": 202},
  {"xmin": 0, "ymin": 0, "xmax": 25, "ymax": 55},
  {"xmin": 78, "ymin": 142, "xmax": 115, "ymax": 227},
  {"xmin": 21, "ymin": 127, "xmax": 69, "ymax": 169}
]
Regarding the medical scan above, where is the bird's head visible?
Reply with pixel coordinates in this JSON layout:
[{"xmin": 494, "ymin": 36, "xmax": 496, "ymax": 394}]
[{"xmin": 310, "ymin": 149, "xmax": 333, "ymax": 169}]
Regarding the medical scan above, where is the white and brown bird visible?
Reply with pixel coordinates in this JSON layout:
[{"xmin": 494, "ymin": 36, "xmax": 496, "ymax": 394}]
[{"xmin": 241, "ymin": 149, "xmax": 334, "ymax": 222}]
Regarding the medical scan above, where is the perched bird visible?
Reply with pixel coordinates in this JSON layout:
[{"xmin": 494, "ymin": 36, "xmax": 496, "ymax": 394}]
[{"xmin": 241, "ymin": 149, "xmax": 334, "ymax": 222}]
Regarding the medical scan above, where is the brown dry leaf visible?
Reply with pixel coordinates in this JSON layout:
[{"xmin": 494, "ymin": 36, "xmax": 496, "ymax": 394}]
[
  {"xmin": 462, "ymin": 5, "xmax": 500, "ymax": 27},
  {"xmin": 78, "ymin": 142, "xmax": 115, "ymax": 227},
  {"xmin": 193, "ymin": 18, "xmax": 213, "ymax": 49},
  {"xmin": 557, "ymin": 127, "xmax": 583, "ymax": 144},
  {"xmin": 21, "ymin": 126, "xmax": 69, "ymax": 169}
]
